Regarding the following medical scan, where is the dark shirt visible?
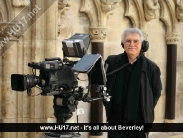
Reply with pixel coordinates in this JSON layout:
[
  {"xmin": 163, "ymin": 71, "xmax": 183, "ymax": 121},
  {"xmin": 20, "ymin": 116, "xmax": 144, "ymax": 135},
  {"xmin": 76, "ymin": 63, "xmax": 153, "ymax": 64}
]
[{"xmin": 109, "ymin": 62, "xmax": 144, "ymax": 123}]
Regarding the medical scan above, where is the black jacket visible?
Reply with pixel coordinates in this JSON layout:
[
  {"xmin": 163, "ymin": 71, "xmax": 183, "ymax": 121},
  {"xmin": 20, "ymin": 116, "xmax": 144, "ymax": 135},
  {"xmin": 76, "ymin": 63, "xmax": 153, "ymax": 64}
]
[{"xmin": 104, "ymin": 53, "xmax": 162, "ymax": 123}]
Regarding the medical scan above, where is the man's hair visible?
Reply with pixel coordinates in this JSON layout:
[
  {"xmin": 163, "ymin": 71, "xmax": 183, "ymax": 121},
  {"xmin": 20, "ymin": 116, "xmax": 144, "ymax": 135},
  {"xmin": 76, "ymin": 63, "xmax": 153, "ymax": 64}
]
[{"xmin": 121, "ymin": 28, "xmax": 144, "ymax": 43}]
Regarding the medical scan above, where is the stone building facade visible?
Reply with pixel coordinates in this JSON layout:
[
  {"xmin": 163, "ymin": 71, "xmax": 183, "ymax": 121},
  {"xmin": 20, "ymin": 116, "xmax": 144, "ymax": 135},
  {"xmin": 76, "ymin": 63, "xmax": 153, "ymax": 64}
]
[{"xmin": 0, "ymin": 0, "xmax": 183, "ymax": 138}]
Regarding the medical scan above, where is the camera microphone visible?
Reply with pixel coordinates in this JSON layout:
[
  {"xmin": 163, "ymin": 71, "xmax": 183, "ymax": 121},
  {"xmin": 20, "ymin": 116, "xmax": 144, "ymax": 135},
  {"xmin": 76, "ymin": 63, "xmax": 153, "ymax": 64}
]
[{"xmin": 28, "ymin": 62, "xmax": 40, "ymax": 69}]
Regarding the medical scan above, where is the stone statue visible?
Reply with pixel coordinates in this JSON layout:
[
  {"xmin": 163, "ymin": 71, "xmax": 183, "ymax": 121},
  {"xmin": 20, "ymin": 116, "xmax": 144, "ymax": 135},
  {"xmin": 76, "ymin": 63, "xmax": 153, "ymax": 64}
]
[
  {"xmin": 144, "ymin": 0, "xmax": 159, "ymax": 21},
  {"xmin": 100, "ymin": 0, "xmax": 121, "ymax": 13},
  {"xmin": 176, "ymin": 0, "xmax": 183, "ymax": 21}
]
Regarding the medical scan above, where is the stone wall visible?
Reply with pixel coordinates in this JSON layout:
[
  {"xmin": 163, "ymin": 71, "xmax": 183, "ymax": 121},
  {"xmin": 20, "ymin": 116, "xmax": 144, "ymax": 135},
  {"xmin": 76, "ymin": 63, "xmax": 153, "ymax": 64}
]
[{"xmin": 0, "ymin": 0, "xmax": 183, "ymax": 138}]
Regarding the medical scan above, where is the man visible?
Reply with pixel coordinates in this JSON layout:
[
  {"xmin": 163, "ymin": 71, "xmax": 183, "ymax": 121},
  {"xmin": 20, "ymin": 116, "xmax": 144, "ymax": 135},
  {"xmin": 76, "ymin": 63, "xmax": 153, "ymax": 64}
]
[{"xmin": 104, "ymin": 28, "xmax": 162, "ymax": 138}]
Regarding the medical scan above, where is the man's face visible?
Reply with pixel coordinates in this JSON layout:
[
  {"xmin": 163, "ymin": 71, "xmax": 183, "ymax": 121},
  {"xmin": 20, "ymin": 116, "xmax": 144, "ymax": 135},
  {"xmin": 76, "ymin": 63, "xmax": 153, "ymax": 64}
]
[{"xmin": 123, "ymin": 33, "xmax": 142, "ymax": 57}]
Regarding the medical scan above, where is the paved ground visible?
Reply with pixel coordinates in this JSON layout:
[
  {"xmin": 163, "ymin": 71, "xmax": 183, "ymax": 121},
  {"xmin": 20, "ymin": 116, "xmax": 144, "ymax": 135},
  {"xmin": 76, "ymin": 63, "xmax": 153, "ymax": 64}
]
[
  {"xmin": 41, "ymin": 132, "xmax": 183, "ymax": 138},
  {"xmin": 149, "ymin": 132, "xmax": 183, "ymax": 138}
]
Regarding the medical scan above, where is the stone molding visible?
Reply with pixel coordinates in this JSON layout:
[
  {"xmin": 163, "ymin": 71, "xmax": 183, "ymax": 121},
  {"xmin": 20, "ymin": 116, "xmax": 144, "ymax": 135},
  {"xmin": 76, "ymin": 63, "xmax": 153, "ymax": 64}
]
[
  {"xmin": 159, "ymin": 0, "xmax": 178, "ymax": 32},
  {"xmin": 0, "ymin": 9, "xmax": 4, "ymax": 22},
  {"xmin": 80, "ymin": 0, "xmax": 121, "ymax": 27},
  {"xmin": 12, "ymin": 0, "xmax": 30, "ymax": 7},
  {"xmin": 124, "ymin": 0, "xmax": 146, "ymax": 29},
  {"xmin": 89, "ymin": 27, "xmax": 107, "ymax": 42},
  {"xmin": 0, "ymin": 0, "xmax": 14, "ymax": 21},
  {"xmin": 159, "ymin": 0, "xmax": 181, "ymax": 44},
  {"xmin": 80, "ymin": 0, "xmax": 96, "ymax": 27},
  {"xmin": 80, "ymin": 0, "xmax": 121, "ymax": 42},
  {"xmin": 58, "ymin": 0, "xmax": 71, "ymax": 36}
]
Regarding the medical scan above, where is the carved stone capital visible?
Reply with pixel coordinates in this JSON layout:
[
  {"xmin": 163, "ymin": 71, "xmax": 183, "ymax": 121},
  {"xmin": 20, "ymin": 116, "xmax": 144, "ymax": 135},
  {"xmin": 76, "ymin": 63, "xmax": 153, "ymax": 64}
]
[
  {"xmin": 165, "ymin": 32, "xmax": 180, "ymax": 44},
  {"xmin": 144, "ymin": 0, "xmax": 159, "ymax": 21},
  {"xmin": 176, "ymin": 0, "xmax": 183, "ymax": 21},
  {"xmin": 12, "ymin": 0, "xmax": 30, "ymax": 7},
  {"xmin": 89, "ymin": 27, "xmax": 107, "ymax": 42}
]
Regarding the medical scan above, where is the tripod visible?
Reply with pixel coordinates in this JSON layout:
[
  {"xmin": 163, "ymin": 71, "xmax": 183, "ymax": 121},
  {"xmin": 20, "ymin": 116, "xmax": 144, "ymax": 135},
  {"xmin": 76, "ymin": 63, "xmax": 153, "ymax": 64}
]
[{"xmin": 43, "ymin": 93, "xmax": 83, "ymax": 138}]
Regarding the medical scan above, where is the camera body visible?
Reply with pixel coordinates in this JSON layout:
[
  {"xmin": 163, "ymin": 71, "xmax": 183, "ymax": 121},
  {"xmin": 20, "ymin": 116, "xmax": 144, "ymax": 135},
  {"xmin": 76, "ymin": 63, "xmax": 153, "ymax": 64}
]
[
  {"xmin": 11, "ymin": 57, "xmax": 79, "ymax": 96},
  {"xmin": 11, "ymin": 33, "xmax": 90, "ymax": 95}
]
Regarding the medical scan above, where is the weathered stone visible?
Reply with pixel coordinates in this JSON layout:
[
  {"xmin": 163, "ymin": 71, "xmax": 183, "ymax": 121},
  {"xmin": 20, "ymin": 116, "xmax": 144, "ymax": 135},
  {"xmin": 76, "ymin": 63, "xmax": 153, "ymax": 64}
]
[{"xmin": 0, "ymin": 0, "xmax": 183, "ymax": 138}]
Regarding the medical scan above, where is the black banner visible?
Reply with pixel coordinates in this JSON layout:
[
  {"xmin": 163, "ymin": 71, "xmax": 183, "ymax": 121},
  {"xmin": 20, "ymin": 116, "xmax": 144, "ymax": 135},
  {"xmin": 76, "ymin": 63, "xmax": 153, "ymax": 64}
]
[{"xmin": 0, "ymin": 123, "xmax": 182, "ymax": 132}]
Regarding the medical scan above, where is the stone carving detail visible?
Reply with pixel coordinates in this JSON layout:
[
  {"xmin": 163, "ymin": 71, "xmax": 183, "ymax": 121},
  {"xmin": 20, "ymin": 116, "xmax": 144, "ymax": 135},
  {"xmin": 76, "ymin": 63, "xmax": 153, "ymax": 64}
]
[
  {"xmin": 144, "ymin": 0, "xmax": 159, "ymax": 21},
  {"xmin": 100, "ymin": 0, "xmax": 121, "ymax": 13},
  {"xmin": 58, "ymin": 0, "xmax": 71, "ymax": 9},
  {"xmin": 89, "ymin": 27, "xmax": 107, "ymax": 42},
  {"xmin": 12, "ymin": 0, "xmax": 30, "ymax": 7},
  {"xmin": 58, "ymin": 0, "xmax": 72, "ymax": 37},
  {"xmin": 124, "ymin": 0, "xmax": 146, "ymax": 29},
  {"xmin": 80, "ymin": 0, "xmax": 97, "ymax": 27},
  {"xmin": 175, "ymin": 0, "xmax": 183, "ymax": 21},
  {"xmin": 0, "ymin": 23, "xmax": 22, "ymax": 41},
  {"xmin": 80, "ymin": 0, "xmax": 121, "ymax": 41},
  {"xmin": 165, "ymin": 32, "xmax": 180, "ymax": 44}
]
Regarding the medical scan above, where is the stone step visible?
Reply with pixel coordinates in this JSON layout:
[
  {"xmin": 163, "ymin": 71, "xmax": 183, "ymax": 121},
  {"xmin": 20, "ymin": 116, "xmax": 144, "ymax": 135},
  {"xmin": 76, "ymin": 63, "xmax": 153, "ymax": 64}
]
[{"xmin": 149, "ymin": 132, "xmax": 183, "ymax": 138}]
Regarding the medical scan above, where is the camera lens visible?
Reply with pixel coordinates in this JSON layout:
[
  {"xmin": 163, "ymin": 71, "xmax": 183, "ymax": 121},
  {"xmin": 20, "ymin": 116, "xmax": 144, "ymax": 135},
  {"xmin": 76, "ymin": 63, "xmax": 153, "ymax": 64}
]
[{"xmin": 11, "ymin": 74, "xmax": 39, "ymax": 91}]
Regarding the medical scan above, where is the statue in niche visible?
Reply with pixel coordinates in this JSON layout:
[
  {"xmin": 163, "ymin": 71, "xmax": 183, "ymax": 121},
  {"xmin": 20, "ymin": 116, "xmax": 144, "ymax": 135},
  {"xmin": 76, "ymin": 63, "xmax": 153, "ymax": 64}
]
[
  {"xmin": 143, "ymin": 0, "xmax": 159, "ymax": 21},
  {"xmin": 100, "ymin": 0, "xmax": 121, "ymax": 13},
  {"xmin": 175, "ymin": 0, "xmax": 183, "ymax": 21},
  {"xmin": 58, "ymin": 0, "xmax": 71, "ymax": 9},
  {"xmin": 12, "ymin": 0, "xmax": 30, "ymax": 7}
]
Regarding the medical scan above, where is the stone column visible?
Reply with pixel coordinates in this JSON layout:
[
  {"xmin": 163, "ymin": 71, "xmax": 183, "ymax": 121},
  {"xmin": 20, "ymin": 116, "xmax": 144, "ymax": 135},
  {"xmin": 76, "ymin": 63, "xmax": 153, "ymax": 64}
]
[
  {"xmin": 89, "ymin": 27, "xmax": 107, "ymax": 137},
  {"xmin": 29, "ymin": 0, "xmax": 46, "ymax": 137},
  {"xmin": 1, "ymin": 34, "xmax": 18, "ymax": 138},
  {"xmin": 80, "ymin": 0, "xmax": 121, "ymax": 137},
  {"xmin": 158, "ymin": 0, "xmax": 183, "ymax": 123},
  {"xmin": 90, "ymin": 43, "xmax": 104, "ymax": 136},
  {"xmin": 0, "ymin": 19, "xmax": 25, "ymax": 138},
  {"xmin": 44, "ymin": 0, "xmax": 58, "ymax": 122},
  {"xmin": 164, "ymin": 32, "xmax": 180, "ymax": 122}
]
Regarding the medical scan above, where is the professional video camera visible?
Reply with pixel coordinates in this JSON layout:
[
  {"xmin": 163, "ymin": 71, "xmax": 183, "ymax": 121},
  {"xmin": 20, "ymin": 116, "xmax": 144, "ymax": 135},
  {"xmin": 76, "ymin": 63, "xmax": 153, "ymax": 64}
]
[{"xmin": 11, "ymin": 34, "xmax": 110, "ymax": 138}]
